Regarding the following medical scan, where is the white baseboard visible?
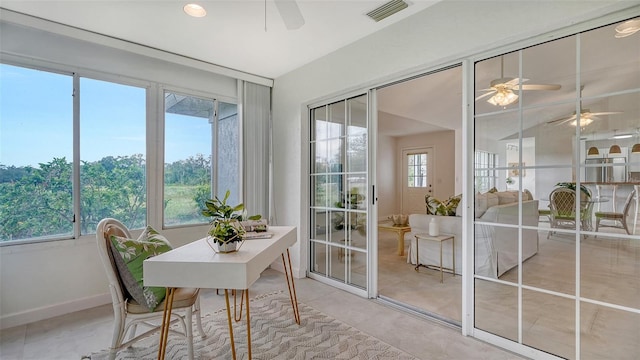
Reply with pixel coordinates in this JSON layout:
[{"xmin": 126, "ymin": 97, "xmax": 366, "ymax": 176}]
[{"xmin": 0, "ymin": 293, "xmax": 111, "ymax": 330}]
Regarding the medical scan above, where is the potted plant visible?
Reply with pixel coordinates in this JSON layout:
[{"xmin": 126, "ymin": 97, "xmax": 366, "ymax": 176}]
[{"xmin": 201, "ymin": 190, "xmax": 261, "ymax": 253}]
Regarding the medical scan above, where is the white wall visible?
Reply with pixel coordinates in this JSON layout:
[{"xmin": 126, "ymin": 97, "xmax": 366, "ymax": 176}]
[
  {"xmin": 395, "ymin": 130, "xmax": 457, "ymax": 201},
  {"xmin": 376, "ymin": 134, "xmax": 397, "ymax": 221},
  {"xmin": 272, "ymin": 0, "xmax": 631, "ymax": 277}
]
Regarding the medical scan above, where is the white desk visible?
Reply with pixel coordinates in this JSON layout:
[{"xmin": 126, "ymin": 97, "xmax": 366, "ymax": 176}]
[{"xmin": 144, "ymin": 226, "xmax": 299, "ymax": 360}]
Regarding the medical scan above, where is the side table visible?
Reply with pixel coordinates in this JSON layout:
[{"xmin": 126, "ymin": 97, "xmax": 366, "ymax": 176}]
[
  {"xmin": 378, "ymin": 223, "xmax": 412, "ymax": 256},
  {"xmin": 414, "ymin": 233, "xmax": 455, "ymax": 283}
]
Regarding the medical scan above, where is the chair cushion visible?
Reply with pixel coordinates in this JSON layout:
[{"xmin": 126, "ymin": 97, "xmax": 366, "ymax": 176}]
[
  {"xmin": 110, "ymin": 226, "xmax": 172, "ymax": 312},
  {"xmin": 127, "ymin": 288, "xmax": 199, "ymax": 314}
]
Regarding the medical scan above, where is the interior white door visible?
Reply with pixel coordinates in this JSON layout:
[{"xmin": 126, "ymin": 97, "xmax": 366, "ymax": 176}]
[{"xmin": 401, "ymin": 147, "xmax": 433, "ymax": 214}]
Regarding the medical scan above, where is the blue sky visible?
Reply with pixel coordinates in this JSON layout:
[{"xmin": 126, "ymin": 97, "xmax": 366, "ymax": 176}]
[{"xmin": 0, "ymin": 64, "xmax": 211, "ymax": 167}]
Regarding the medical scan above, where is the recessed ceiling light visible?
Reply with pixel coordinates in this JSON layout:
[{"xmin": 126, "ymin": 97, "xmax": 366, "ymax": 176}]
[{"xmin": 184, "ymin": 3, "xmax": 206, "ymax": 18}]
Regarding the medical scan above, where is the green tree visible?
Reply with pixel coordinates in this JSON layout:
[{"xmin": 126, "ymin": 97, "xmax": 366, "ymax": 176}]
[{"xmin": 0, "ymin": 155, "xmax": 147, "ymax": 241}]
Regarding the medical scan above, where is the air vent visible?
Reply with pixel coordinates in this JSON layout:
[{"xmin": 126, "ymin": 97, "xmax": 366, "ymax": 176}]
[{"xmin": 366, "ymin": 0, "xmax": 409, "ymax": 22}]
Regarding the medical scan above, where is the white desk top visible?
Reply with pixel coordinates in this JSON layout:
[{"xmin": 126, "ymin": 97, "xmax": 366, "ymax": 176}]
[{"xmin": 143, "ymin": 226, "xmax": 296, "ymax": 290}]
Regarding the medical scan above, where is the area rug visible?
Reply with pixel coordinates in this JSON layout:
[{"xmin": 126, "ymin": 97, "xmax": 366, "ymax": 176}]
[{"xmin": 86, "ymin": 293, "xmax": 418, "ymax": 360}]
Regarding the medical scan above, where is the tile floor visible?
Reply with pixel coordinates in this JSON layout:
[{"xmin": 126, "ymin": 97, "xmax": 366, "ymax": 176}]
[{"xmin": 0, "ymin": 268, "xmax": 523, "ymax": 360}]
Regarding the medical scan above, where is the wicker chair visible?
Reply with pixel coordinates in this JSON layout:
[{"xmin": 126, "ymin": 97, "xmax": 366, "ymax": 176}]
[
  {"xmin": 96, "ymin": 218, "xmax": 205, "ymax": 360},
  {"xmin": 548, "ymin": 187, "xmax": 589, "ymax": 238},
  {"xmin": 595, "ymin": 190, "xmax": 636, "ymax": 235}
]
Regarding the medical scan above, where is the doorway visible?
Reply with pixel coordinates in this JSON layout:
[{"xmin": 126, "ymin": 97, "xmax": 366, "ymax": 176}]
[
  {"xmin": 375, "ymin": 65, "xmax": 463, "ymax": 323},
  {"xmin": 402, "ymin": 148, "xmax": 434, "ymax": 214}
]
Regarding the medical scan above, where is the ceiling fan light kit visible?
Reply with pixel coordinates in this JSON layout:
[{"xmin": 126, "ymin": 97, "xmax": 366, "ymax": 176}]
[
  {"xmin": 632, "ymin": 143, "xmax": 640, "ymax": 154},
  {"xmin": 487, "ymin": 88, "xmax": 519, "ymax": 106},
  {"xmin": 476, "ymin": 56, "xmax": 561, "ymax": 107},
  {"xmin": 615, "ymin": 18, "xmax": 640, "ymax": 38},
  {"xmin": 569, "ymin": 117, "xmax": 594, "ymax": 127},
  {"xmin": 588, "ymin": 146, "xmax": 600, "ymax": 156}
]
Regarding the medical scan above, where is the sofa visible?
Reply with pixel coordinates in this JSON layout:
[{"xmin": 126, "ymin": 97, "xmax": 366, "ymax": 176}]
[{"xmin": 406, "ymin": 191, "xmax": 539, "ymax": 278}]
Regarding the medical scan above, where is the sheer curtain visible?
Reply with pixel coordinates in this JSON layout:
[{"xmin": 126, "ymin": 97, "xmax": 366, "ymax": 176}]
[{"xmin": 242, "ymin": 81, "xmax": 271, "ymax": 220}]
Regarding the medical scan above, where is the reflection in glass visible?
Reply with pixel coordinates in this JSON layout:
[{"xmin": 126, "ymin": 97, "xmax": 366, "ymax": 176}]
[
  {"xmin": 309, "ymin": 94, "xmax": 369, "ymax": 288},
  {"xmin": 474, "ymin": 279, "xmax": 518, "ymax": 341},
  {"xmin": 310, "ymin": 241, "xmax": 326, "ymax": 276},
  {"xmin": 474, "ymin": 51, "xmax": 520, "ymax": 114},
  {"xmin": 309, "ymin": 208, "xmax": 327, "ymax": 242},
  {"xmin": 581, "ymin": 233, "xmax": 640, "ymax": 309},
  {"xmin": 474, "ymin": 17, "xmax": 640, "ymax": 360},
  {"xmin": 475, "ymin": 224, "xmax": 524, "ymax": 283},
  {"xmin": 329, "ymin": 245, "xmax": 346, "ymax": 282},
  {"xmin": 522, "ymin": 289, "xmax": 575, "ymax": 359},
  {"xmin": 349, "ymin": 250, "xmax": 367, "ymax": 289},
  {"xmin": 581, "ymin": 302, "xmax": 640, "ymax": 359}
]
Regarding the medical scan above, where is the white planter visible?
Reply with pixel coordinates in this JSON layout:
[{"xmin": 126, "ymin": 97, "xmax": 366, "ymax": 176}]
[{"xmin": 211, "ymin": 238, "xmax": 239, "ymax": 253}]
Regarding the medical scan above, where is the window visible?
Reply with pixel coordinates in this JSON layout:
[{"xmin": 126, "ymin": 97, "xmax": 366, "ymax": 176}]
[
  {"xmin": 0, "ymin": 64, "xmax": 73, "ymax": 242},
  {"xmin": 0, "ymin": 64, "xmax": 146, "ymax": 242},
  {"xmin": 163, "ymin": 92, "xmax": 239, "ymax": 227},
  {"xmin": 474, "ymin": 150, "xmax": 497, "ymax": 193},
  {"xmin": 79, "ymin": 78, "xmax": 146, "ymax": 233},
  {"xmin": 407, "ymin": 153, "xmax": 428, "ymax": 187}
]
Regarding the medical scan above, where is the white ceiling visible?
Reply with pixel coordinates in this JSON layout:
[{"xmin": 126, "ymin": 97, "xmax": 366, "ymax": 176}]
[{"xmin": 0, "ymin": 0, "xmax": 439, "ymax": 79}]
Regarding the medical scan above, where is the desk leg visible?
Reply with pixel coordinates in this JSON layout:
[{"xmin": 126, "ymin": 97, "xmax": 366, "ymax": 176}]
[
  {"xmin": 233, "ymin": 290, "xmax": 245, "ymax": 322},
  {"xmin": 282, "ymin": 249, "xmax": 301, "ymax": 324},
  {"xmin": 158, "ymin": 287, "xmax": 176, "ymax": 360},
  {"xmin": 245, "ymin": 289, "xmax": 252, "ymax": 359},
  {"xmin": 224, "ymin": 289, "xmax": 237, "ymax": 360}
]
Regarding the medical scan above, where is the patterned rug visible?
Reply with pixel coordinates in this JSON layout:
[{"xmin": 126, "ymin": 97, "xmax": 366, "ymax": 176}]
[{"xmin": 87, "ymin": 293, "xmax": 418, "ymax": 360}]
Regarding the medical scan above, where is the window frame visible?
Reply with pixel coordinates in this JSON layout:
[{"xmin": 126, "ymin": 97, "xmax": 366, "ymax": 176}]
[{"xmin": 0, "ymin": 60, "xmax": 239, "ymax": 246}]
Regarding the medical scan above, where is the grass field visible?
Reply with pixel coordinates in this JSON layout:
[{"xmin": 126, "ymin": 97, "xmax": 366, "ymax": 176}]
[{"xmin": 164, "ymin": 184, "xmax": 205, "ymax": 226}]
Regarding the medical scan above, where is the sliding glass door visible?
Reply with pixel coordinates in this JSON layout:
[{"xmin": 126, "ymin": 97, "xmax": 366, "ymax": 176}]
[
  {"xmin": 473, "ymin": 18, "xmax": 640, "ymax": 359},
  {"xmin": 308, "ymin": 94, "xmax": 369, "ymax": 292}
]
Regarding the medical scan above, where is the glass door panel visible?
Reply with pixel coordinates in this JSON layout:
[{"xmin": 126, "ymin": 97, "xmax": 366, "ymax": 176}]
[
  {"xmin": 473, "ymin": 17, "xmax": 640, "ymax": 360},
  {"xmin": 309, "ymin": 93, "xmax": 369, "ymax": 292}
]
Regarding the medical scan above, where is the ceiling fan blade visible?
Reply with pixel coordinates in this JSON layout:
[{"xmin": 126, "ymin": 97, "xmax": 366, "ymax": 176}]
[
  {"xmin": 504, "ymin": 78, "xmax": 528, "ymax": 87},
  {"xmin": 274, "ymin": 0, "xmax": 305, "ymax": 30},
  {"xmin": 475, "ymin": 90, "xmax": 496, "ymax": 101},
  {"xmin": 588, "ymin": 111, "xmax": 622, "ymax": 116},
  {"xmin": 546, "ymin": 115, "xmax": 575, "ymax": 125},
  {"xmin": 517, "ymin": 84, "xmax": 561, "ymax": 91}
]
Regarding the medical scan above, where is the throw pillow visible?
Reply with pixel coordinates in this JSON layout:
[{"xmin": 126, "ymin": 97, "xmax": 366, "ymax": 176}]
[
  {"xmin": 446, "ymin": 194, "xmax": 462, "ymax": 216},
  {"xmin": 110, "ymin": 226, "xmax": 172, "ymax": 311},
  {"xmin": 425, "ymin": 195, "xmax": 446, "ymax": 215},
  {"xmin": 426, "ymin": 194, "xmax": 461, "ymax": 216}
]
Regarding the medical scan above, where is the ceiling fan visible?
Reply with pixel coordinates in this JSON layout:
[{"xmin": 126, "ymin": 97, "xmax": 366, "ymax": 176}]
[
  {"xmin": 272, "ymin": 0, "xmax": 305, "ymax": 30},
  {"xmin": 546, "ymin": 86, "xmax": 622, "ymax": 127},
  {"xmin": 546, "ymin": 108, "xmax": 622, "ymax": 127},
  {"xmin": 475, "ymin": 56, "xmax": 561, "ymax": 106}
]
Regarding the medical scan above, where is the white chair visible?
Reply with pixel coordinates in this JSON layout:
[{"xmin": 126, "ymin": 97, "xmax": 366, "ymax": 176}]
[
  {"xmin": 595, "ymin": 190, "xmax": 636, "ymax": 235},
  {"xmin": 96, "ymin": 218, "xmax": 205, "ymax": 360},
  {"xmin": 596, "ymin": 184, "xmax": 617, "ymax": 213}
]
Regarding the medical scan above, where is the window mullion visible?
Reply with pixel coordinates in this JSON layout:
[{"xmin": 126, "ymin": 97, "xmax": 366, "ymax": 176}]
[{"xmin": 72, "ymin": 73, "xmax": 81, "ymax": 238}]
